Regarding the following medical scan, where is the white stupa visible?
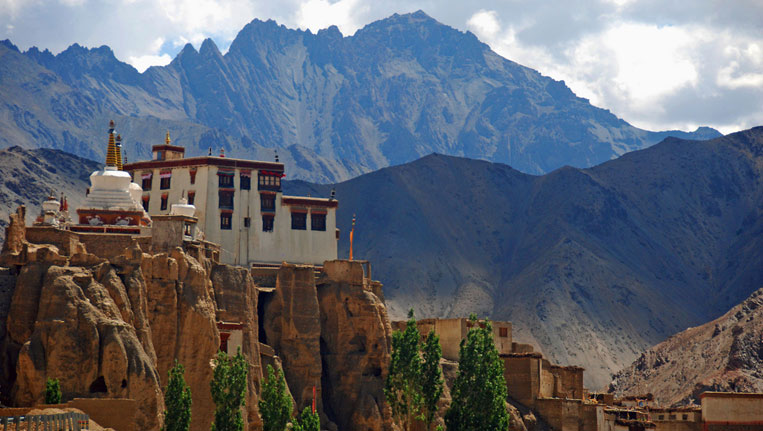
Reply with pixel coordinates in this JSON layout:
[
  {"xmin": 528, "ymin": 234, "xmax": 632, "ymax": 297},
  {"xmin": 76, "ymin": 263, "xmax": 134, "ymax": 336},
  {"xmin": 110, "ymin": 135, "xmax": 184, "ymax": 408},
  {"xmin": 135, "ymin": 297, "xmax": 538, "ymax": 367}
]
[
  {"xmin": 74, "ymin": 121, "xmax": 149, "ymax": 230},
  {"xmin": 82, "ymin": 123, "xmax": 143, "ymax": 212}
]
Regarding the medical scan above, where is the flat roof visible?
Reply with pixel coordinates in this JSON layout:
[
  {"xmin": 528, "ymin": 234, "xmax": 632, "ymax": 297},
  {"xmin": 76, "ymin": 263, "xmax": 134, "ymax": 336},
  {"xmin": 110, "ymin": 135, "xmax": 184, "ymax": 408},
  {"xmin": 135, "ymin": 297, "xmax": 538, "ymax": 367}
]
[
  {"xmin": 281, "ymin": 196, "xmax": 338, "ymax": 208},
  {"xmin": 700, "ymin": 392, "xmax": 763, "ymax": 399},
  {"xmin": 124, "ymin": 156, "xmax": 284, "ymax": 172}
]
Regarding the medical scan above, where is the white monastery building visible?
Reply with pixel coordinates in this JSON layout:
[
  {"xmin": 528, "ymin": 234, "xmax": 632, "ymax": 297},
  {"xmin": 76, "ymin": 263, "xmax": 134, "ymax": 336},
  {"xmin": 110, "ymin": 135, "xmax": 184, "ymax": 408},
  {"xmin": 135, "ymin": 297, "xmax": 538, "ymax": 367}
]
[{"xmin": 124, "ymin": 132, "xmax": 338, "ymax": 266}]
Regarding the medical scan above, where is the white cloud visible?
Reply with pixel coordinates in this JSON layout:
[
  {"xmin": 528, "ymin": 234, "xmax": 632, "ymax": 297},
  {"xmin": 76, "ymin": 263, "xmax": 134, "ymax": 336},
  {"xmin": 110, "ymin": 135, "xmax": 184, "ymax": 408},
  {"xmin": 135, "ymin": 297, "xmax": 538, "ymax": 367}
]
[
  {"xmin": 59, "ymin": 0, "xmax": 86, "ymax": 6},
  {"xmin": 128, "ymin": 53, "xmax": 172, "ymax": 72},
  {"xmin": 466, "ymin": 10, "xmax": 500, "ymax": 39},
  {"xmin": 294, "ymin": 0, "xmax": 366, "ymax": 35}
]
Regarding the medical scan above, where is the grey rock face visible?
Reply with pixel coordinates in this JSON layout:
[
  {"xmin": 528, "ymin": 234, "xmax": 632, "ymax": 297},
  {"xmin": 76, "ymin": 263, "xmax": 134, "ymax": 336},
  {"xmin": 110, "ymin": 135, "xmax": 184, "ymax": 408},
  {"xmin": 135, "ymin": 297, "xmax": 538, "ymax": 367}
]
[{"xmin": 0, "ymin": 11, "xmax": 719, "ymax": 182}]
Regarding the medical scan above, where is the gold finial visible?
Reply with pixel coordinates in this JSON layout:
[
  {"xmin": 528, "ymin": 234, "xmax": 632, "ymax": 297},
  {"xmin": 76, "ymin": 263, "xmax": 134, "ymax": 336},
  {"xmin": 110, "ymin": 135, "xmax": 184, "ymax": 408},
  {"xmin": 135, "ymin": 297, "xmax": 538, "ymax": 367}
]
[
  {"xmin": 105, "ymin": 120, "xmax": 118, "ymax": 167},
  {"xmin": 165, "ymin": 130, "xmax": 171, "ymax": 145},
  {"xmin": 115, "ymin": 134, "xmax": 123, "ymax": 170}
]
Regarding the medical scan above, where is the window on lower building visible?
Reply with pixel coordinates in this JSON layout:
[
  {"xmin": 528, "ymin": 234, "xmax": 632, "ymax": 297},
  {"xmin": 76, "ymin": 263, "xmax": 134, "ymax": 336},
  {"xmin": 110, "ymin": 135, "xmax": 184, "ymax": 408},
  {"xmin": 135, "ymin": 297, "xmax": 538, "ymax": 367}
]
[
  {"xmin": 219, "ymin": 332, "xmax": 230, "ymax": 353},
  {"xmin": 260, "ymin": 194, "xmax": 275, "ymax": 211},
  {"xmin": 142, "ymin": 174, "xmax": 152, "ymax": 190},
  {"xmin": 240, "ymin": 174, "xmax": 251, "ymax": 190},
  {"xmin": 160, "ymin": 172, "xmax": 171, "ymax": 189},
  {"xmin": 682, "ymin": 414, "xmax": 687, "ymax": 421},
  {"xmin": 258, "ymin": 173, "xmax": 282, "ymax": 191},
  {"xmin": 160, "ymin": 194, "xmax": 168, "ymax": 211},
  {"xmin": 219, "ymin": 190, "xmax": 234, "ymax": 209},
  {"xmin": 262, "ymin": 215, "xmax": 274, "ymax": 232},
  {"xmin": 190, "ymin": 168, "xmax": 197, "ymax": 185},
  {"xmin": 218, "ymin": 172, "xmax": 234, "ymax": 188},
  {"xmin": 142, "ymin": 196, "xmax": 150, "ymax": 212},
  {"xmin": 220, "ymin": 212, "xmax": 232, "ymax": 230},
  {"xmin": 243, "ymin": 217, "xmax": 250, "ymax": 228},
  {"xmin": 291, "ymin": 212, "xmax": 307, "ymax": 230},
  {"xmin": 187, "ymin": 191, "xmax": 195, "ymax": 205},
  {"xmin": 668, "ymin": 415, "xmax": 676, "ymax": 420},
  {"xmin": 311, "ymin": 213, "xmax": 326, "ymax": 231},
  {"xmin": 499, "ymin": 327, "xmax": 508, "ymax": 337},
  {"xmin": 658, "ymin": 415, "xmax": 664, "ymax": 420}
]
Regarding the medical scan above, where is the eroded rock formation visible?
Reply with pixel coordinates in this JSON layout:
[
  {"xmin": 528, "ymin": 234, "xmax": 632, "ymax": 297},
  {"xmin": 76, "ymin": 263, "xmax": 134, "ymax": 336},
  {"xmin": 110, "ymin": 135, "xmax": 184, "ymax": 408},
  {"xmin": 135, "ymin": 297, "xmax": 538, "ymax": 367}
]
[
  {"xmin": 318, "ymin": 261, "xmax": 394, "ymax": 431},
  {"xmin": 0, "ymin": 215, "xmax": 396, "ymax": 431}
]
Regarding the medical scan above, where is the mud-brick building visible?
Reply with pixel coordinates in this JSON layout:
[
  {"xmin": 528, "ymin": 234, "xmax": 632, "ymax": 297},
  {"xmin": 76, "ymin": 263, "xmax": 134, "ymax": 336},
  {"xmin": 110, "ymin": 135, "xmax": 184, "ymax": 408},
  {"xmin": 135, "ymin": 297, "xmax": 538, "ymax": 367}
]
[{"xmin": 124, "ymin": 132, "xmax": 338, "ymax": 267}]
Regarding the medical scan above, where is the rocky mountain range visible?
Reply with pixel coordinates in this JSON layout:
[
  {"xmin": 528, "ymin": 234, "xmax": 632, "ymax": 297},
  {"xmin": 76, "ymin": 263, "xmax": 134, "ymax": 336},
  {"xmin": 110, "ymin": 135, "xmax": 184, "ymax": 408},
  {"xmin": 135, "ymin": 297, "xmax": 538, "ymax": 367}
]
[
  {"xmin": 286, "ymin": 127, "xmax": 763, "ymax": 389},
  {"xmin": 609, "ymin": 287, "xmax": 763, "ymax": 405},
  {"xmin": 0, "ymin": 11, "xmax": 719, "ymax": 182}
]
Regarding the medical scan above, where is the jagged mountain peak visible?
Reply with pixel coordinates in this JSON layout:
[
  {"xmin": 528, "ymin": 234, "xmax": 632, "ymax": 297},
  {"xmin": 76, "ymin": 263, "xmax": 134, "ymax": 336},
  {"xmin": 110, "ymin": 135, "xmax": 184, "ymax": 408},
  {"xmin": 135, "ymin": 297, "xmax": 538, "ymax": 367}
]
[
  {"xmin": 0, "ymin": 39, "xmax": 19, "ymax": 52},
  {"xmin": 199, "ymin": 38, "xmax": 221, "ymax": 57},
  {"xmin": 0, "ymin": 11, "xmax": 723, "ymax": 182}
]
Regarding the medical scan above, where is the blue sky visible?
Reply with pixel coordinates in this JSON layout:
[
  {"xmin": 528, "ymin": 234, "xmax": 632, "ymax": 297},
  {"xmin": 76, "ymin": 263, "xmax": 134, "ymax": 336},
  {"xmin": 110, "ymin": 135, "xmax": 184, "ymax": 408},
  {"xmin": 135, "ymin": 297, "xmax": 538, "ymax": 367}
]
[{"xmin": 1, "ymin": 0, "xmax": 761, "ymax": 134}]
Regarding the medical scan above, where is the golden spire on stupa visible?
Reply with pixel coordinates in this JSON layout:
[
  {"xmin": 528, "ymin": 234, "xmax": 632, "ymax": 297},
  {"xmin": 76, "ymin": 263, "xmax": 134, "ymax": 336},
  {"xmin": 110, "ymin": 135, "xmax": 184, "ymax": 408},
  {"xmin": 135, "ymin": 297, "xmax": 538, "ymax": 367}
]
[
  {"xmin": 115, "ymin": 134, "xmax": 123, "ymax": 171},
  {"xmin": 105, "ymin": 120, "xmax": 118, "ymax": 168},
  {"xmin": 165, "ymin": 130, "xmax": 171, "ymax": 145}
]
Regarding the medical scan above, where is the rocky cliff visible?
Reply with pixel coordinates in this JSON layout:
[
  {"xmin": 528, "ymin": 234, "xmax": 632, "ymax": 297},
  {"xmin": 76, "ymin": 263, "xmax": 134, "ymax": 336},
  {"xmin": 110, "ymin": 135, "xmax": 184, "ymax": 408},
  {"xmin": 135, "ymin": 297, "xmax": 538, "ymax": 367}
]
[
  {"xmin": 0, "ymin": 213, "xmax": 395, "ymax": 430},
  {"xmin": 286, "ymin": 126, "xmax": 763, "ymax": 389},
  {"xmin": 609, "ymin": 287, "xmax": 763, "ymax": 406},
  {"xmin": 0, "ymin": 12, "xmax": 719, "ymax": 182}
]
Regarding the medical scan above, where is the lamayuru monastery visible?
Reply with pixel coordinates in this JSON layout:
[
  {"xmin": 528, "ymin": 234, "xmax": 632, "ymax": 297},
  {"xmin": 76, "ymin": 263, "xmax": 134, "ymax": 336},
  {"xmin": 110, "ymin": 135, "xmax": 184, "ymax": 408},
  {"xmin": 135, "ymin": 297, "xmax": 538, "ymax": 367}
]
[{"xmin": 0, "ymin": 121, "xmax": 761, "ymax": 431}]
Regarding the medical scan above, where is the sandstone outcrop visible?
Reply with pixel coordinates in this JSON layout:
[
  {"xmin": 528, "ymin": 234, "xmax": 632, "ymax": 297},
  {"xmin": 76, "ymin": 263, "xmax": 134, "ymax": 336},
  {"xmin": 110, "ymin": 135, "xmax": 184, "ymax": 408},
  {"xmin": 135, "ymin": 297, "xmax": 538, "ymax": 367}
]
[
  {"xmin": 262, "ymin": 264, "xmax": 323, "ymax": 418},
  {"xmin": 211, "ymin": 263, "xmax": 264, "ymax": 431},
  {"xmin": 1, "ymin": 217, "xmax": 396, "ymax": 430},
  {"xmin": 9, "ymin": 263, "xmax": 164, "ymax": 430},
  {"xmin": 144, "ymin": 248, "xmax": 220, "ymax": 431},
  {"xmin": 318, "ymin": 260, "xmax": 394, "ymax": 431},
  {"xmin": 0, "ymin": 238, "xmax": 223, "ymax": 431}
]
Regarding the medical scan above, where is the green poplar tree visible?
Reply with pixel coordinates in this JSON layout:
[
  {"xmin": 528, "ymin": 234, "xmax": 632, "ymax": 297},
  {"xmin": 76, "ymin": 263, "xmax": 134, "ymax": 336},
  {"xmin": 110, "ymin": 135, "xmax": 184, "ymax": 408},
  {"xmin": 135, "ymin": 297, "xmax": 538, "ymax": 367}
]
[
  {"xmin": 420, "ymin": 331, "xmax": 444, "ymax": 431},
  {"xmin": 162, "ymin": 360, "xmax": 192, "ymax": 431},
  {"xmin": 384, "ymin": 309, "xmax": 423, "ymax": 431},
  {"xmin": 444, "ymin": 316, "xmax": 510, "ymax": 431},
  {"xmin": 211, "ymin": 349, "xmax": 249, "ymax": 431},
  {"xmin": 291, "ymin": 406, "xmax": 320, "ymax": 431},
  {"xmin": 258, "ymin": 365, "xmax": 292, "ymax": 431},
  {"xmin": 45, "ymin": 377, "xmax": 62, "ymax": 404}
]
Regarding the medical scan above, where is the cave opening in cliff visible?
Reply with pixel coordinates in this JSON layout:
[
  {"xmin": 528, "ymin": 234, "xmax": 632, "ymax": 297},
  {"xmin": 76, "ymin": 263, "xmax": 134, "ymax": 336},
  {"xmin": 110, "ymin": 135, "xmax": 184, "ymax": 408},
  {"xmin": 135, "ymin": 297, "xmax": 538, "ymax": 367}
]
[
  {"xmin": 257, "ymin": 290, "xmax": 273, "ymax": 344},
  {"xmin": 89, "ymin": 376, "xmax": 107, "ymax": 393},
  {"xmin": 319, "ymin": 336, "xmax": 338, "ymax": 425}
]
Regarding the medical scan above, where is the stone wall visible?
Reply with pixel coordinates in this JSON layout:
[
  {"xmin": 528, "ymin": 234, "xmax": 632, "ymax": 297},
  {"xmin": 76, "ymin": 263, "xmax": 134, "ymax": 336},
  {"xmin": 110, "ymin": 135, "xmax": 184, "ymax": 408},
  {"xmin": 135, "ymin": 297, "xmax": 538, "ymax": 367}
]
[
  {"xmin": 534, "ymin": 398, "xmax": 591, "ymax": 431},
  {"xmin": 550, "ymin": 365, "xmax": 586, "ymax": 399},
  {"xmin": 701, "ymin": 392, "xmax": 763, "ymax": 425},
  {"xmin": 503, "ymin": 354, "xmax": 543, "ymax": 406},
  {"xmin": 67, "ymin": 398, "xmax": 137, "ymax": 431}
]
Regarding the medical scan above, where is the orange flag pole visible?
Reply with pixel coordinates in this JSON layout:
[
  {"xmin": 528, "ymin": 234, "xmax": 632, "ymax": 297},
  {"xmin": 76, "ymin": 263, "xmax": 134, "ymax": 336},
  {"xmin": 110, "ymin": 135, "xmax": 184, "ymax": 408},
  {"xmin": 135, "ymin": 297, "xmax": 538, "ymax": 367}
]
[
  {"xmin": 312, "ymin": 386, "xmax": 316, "ymax": 414},
  {"xmin": 349, "ymin": 214, "xmax": 356, "ymax": 261}
]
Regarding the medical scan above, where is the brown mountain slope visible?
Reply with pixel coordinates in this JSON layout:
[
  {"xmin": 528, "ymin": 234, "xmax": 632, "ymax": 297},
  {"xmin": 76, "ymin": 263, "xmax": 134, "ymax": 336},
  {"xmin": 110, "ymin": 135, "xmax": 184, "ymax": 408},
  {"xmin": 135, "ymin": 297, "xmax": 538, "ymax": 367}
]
[
  {"xmin": 0, "ymin": 146, "xmax": 99, "ymax": 237},
  {"xmin": 609, "ymin": 287, "xmax": 763, "ymax": 405},
  {"xmin": 286, "ymin": 126, "xmax": 763, "ymax": 389}
]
